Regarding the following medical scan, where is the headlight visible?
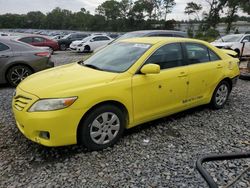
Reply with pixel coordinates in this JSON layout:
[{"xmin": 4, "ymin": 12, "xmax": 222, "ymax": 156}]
[{"xmin": 28, "ymin": 97, "xmax": 77, "ymax": 112}]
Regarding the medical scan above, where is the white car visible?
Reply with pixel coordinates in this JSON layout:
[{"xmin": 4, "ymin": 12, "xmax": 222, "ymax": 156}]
[
  {"xmin": 74, "ymin": 35, "xmax": 113, "ymax": 52},
  {"xmin": 211, "ymin": 34, "xmax": 250, "ymax": 57}
]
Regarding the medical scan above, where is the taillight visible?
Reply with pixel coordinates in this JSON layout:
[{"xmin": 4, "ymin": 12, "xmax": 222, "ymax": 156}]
[{"xmin": 35, "ymin": 52, "xmax": 51, "ymax": 58}]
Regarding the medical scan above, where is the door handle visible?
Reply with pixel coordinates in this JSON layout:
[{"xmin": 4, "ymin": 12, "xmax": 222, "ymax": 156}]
[{"xmin": 178, "ymin": 72, "xmax": 188, "ymax": 77}]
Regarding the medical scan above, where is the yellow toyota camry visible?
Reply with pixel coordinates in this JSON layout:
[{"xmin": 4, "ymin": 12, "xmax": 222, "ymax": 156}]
[{"xmin": 12, "ymin": 37, "xmax": 240, "ymax": 150}]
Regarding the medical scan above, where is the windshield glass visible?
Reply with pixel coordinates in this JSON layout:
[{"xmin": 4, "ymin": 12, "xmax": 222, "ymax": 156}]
[
  {"xmin": 82, "ymin": 42, "xmax": 151, "ymax": 72},
  {"xmin": 81, "ymin": 36, "xmax": 91, "ymax": 42},
  {"xmin": 219, "ymin": 34, "xmax": 243, "ymax": 42},
  {"xmin": 116, "ymin": 32, "xmax": 146, "ymax": 42},
  {"xmin": 62, "ymin": 34, "xmax": 71, "ymax": 39}
]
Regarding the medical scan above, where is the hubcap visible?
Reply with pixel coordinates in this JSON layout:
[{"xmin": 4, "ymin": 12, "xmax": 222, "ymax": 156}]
[
  {"xmin": 10, "ymin": 68, "xmax": 30, "ymax": 85},
  {"xmin": 215, "ymin": 84, "xmax": 228, "ymax": 106},
  {"xmin": 90, "ymin": 112, "xmax": 120, "ymax": 145}
]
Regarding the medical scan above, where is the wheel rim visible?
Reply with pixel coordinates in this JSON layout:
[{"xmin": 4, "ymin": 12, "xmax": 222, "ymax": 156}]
[
  {"xmin": 215, "ymin": 84, "xmax": 228, "ymax": 106},
  {"xmin": 90, "ymin": 112, "xmax": 120, "ymax": 145},
  {"xmin": 10, "ymin": 67, "xmax": 30, "ymax": 85}
]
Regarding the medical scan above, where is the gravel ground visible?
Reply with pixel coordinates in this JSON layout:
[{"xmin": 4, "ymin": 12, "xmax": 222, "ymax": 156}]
[{"xmin": 0, "ymin": 52, "xmax": 249, "ymax": 187}]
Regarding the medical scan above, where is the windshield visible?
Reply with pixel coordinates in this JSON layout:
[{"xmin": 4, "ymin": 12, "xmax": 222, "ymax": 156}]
[
  {"xmin": 62, "ymin": 34, "xmax": 71, "ymax": 39},
  {"xmin": 81, "ymin": 36, "xmax": 92, "ymax": 42},
  {"xmin": 116, "ymin": 32, "xmax": 146, "ymax": 42},
  {"xmin": 82, "ymin": 42, "xmax": 151, "ymax": 72},
  {"xmin": 219, "ymin": 34, "xmax": 243, "ymax": 42}
]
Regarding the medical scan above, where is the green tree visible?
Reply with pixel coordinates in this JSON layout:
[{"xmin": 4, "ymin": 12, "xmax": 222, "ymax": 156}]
[
  {"xmin": 162, "ymin": 0, "xmax": 176, "ymax": 21},
  {"xmin": 26, "ymin": 11, "xmax": 46, "ymax": 28},
  {"xmin": 184, "ymin": 2, "xmax": 202, "ymax": 20},
  {"xmin": 96, "ymin": 0, "xmax": 121, "ymax": 20},
  {"xmin": 225, "ymin": 0, "xmax": 240, "ymax": 34}
]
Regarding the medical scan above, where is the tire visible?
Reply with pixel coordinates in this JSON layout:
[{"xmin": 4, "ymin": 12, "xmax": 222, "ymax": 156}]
[
  {"xmin": 78, "ymin": 104, "xmax": 126, "ymax": 151},
  {"xmin": 6, "ymin": 65, "xmax": 33, "ymax": 87},
  {"xmin": 60, "ymin": 44, "xmax": 67, "ymax": 51},
  {"xmin": 210, "ymin": 81, "xmax": 231, "ymax": 109},
  {"xmin": 84, "ymin": 45, "xmax": 91, "ymax": 52},
  {"xmin": 234, "ymin": 49, "xmax": 240, "ymax": 58}
]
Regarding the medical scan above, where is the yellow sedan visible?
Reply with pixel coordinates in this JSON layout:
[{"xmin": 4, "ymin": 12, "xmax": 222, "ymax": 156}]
[{"xmin": 12, "ymin": 37, "xmax": 240, "ymax": 150}]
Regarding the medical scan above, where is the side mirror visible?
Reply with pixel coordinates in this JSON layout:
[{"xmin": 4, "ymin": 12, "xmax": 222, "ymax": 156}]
[
  {"xmin": 241, "ymin": 39, "xmax": 249, "ymax": 43},
  {"xmin": 90, "ymin": 39, "xmax": 94, "ymax": 42},
  {"xmin": 140, "ymin": 64, "xmax": 160, "ymax": 75}
]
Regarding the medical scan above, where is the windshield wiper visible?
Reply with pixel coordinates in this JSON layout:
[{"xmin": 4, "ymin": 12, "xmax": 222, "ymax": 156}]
[{"xmin": 83, "ymin": 64, "xmax": 103, "ymax": 71}]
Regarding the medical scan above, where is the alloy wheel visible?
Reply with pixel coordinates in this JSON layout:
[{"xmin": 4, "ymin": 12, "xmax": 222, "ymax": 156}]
[
  {"xmin": 215, "ymin": 84, "xmax": 228, "ymax": 106},
  {"xmin": 90, "ymin": 112, "xmax": 120, "ymax": 145}
]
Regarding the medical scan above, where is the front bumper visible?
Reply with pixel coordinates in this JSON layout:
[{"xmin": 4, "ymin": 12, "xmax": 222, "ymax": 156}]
[{"xmin": 12, "ymin": 87, "xmax": 84, "ymax": 147}]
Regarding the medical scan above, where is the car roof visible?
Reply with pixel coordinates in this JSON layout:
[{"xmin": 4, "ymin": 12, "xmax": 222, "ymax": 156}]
[
  {"xmin": 120, "ymin": 37, "xmax": 204, "ymax": 45},
  {"xmin": 128, "ymin": 30, "xmax": 186, "ymax": 34}
]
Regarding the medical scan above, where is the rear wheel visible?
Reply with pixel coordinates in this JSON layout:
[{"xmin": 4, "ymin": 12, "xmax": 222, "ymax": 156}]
[
  {"xmin": 78, "ymin": 104, "xmax": 125, "ymax": 151},
  {"xmin": 6, "ymin": 65, "xmax": 32, "ymax": 87},
  {"xmin": 210, "ymin": 81, "xmax": 230, "ymax": 109}
]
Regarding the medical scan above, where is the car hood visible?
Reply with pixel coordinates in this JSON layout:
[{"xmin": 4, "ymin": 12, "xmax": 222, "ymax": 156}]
[
  {"xmin": 18, "ymin": 63, "xmax": 119, "ymax": 98},
  {"xmin": 210, "ymin": 41, "xmax": 236, "ymax": 47},
  {"xmin": 71, "ymin": 40, "xmax": 84, "ymax": 45}
]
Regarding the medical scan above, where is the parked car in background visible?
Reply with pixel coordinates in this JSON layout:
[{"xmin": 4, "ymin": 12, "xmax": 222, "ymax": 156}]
[
  {"xmin": 115, "ymin": 30, "xmax": 188, "ymax": 42},
  {"xmin": 17, "ymin": 35, "xmax": 59, "ymax": 52},
  {"xmin": 51, "ymin": 35, "xmax": 65, "ymax": 41},
  {"xmin": 94, "ymin": 30, "xmax": 188, "ymax": 52},
  {"xmin": 0, "ymin": 37, "xmax": 54, "ymax": 86},
  {"xmin": 13, "ymin": 37, "xmax": 239, "ymax": 150},
  {"xmin": 211, "ymin": 34, "xmax": 250, "ymax": 57},
  {"xmin": 58, "ymin": 33, "xmax": 89, "ymax": 51},
  {"xmin": 108, "ymin": 33, "xmax": 121, "ymax": 39},
  {"xmin": 0, "ymin": 32, "xmax": 10, "ymax": 36},
  {"xmin": 71, "ymin": 35, "xmax": 113, "ymax": 52}
]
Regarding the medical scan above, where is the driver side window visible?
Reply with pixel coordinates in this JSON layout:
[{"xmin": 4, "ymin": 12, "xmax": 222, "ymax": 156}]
[{"xmin": 145, "ymin": 43, "xmax": 184, "ymax": 70}]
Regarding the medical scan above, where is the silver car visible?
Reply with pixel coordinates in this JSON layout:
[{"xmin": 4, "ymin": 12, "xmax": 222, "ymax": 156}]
[{"xmin": 0, "ymin": 37, "xmax": 54, "ymax": 86}]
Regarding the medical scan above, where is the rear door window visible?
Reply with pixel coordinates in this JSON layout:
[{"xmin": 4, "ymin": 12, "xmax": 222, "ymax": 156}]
[
  {"xmin": 33, "ymin": 37, "xmax": 45, "ymax": 43},
  {"xmin": 19, "ymin": 37, "xmax": 33, "ymax": 43},
  {"xmin": 0, "ymin": 42, "xmax": 10, "ymax": 51},
  {"xmin": 185, "ymin": 43, "xmax": 210, "ymax": 64}
]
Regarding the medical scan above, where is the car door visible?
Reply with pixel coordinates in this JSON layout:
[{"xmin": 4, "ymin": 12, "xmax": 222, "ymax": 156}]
[
  {"xmin": 32, "ymin": 37, "xmax": 46, "ymax": 47},
  {"xmin": 183, "ymin": 43, "xmax": 223, "ymax": 106},
  {"xmin": 132, "ymin": 43, "xmax": 189, "ymax": 123},
  {"xmin": 93, "ymin": 36, "xmax": 111, "ymax": 50},
  {"xmin": 241, "ymin": 35, "xmax": 250, "ymax": 56},
  {"xmin": 90, "ymin": 37, "xmax": 102, "ymax": 50},
  {"xmin": 0, "ymin": 42, "xmax": 13, "ymax": 81}
]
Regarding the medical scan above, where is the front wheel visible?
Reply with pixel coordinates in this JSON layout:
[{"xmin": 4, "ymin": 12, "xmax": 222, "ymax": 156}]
[
  {"xmin": 6, "ymin": 65, "xmax": 32, "ymax": 87},
  {"xmin": 78, "ymin": 105, "xmax": 125, "ymax": 151},
  {"xmin": 84, "ymin": 45, "xmax": 91, "ymax": 52},
  {"xmin": 210, "ymin": 81, "xmax": 230, "ymax": 109}
]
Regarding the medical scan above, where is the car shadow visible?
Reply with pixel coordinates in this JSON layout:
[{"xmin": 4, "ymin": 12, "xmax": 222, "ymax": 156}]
[{"xmin": 0, "ymin": 83, "xmax": 12, "ymax": 88}]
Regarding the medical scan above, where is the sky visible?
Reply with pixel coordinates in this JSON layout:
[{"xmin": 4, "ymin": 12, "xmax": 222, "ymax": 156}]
[{"xmin": 0, "ymin": 0, "xmax": 247, "ymax": 20}]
